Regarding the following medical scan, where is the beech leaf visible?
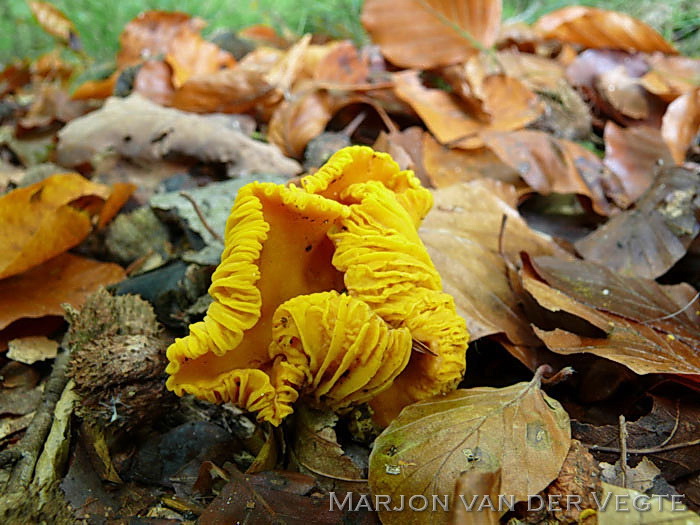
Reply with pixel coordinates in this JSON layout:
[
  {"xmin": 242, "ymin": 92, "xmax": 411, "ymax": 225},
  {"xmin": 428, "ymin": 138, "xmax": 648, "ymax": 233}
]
[
  {"xmin": 369, "ymin": 368, "xmax": 571, "ymax": 525},
  {"xmin": 575, "ymin": 165, "xmax": 700, "ymax": 279},
  {"xmin": 661, "ymin": 87, "xmax": 700, "ymax": 164},
  {"xmin": 361, "ymin": 0, "xmax": 502, "ymax": 69},
  {"xmin": 522, "ymin": 255, "xmax": 700, "ymax": 376}
]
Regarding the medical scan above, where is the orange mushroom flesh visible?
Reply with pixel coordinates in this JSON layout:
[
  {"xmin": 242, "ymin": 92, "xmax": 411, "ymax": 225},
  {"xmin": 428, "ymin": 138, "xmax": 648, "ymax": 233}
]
[
  {"xmin": 166, "ymin": 182, "xmax": 347, "ymax": 403},
  {"xmin": 165, "ymin": 146, "xmax": 469, "ymax": 426}
]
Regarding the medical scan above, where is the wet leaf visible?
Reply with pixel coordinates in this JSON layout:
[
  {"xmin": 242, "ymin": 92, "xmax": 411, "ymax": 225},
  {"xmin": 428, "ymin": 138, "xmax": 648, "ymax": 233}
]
[
  {"xmin": 57, "ymin": 94, "xmax": 300, "ymax": 175},
  {"xmin": 369, "ymin": 369, "xmax": 571, "ymax": 525},
  {"xmin": 361, "ymin": 0, "xmax": 501, "ymax": 69},
  {"xmin": 603, "ymin": 122, "xmax": 674, "ymax": 204},
  {"xmin": 575, "ymin": 165, "xmax": 700, "ymax": 278},
  {"xmin": 661, "ymin": 87, "xmax": 700, "ymax": 164},
  {"xmin": 0, "ymin": 173, "xmax": 112, "ymax": 279},
  {"xmin": 394, "ymin": 70, "xmax": 543, "ymax": 149},
  {"xmin": 420, "ymin": 180, "xmax": 569, "ymax": 348},
  {"xmin": 522, "ymin": 255, "xmax": 700, "ymax": 376},
  {"xmin": 0, "ymin": 254, "xmax": 125, "ymax": 349},
  {"xmin": 535, "ymin": 7, "xmax": 677, "ymax": 54},
  {"xmin": 481, "ymin": 129, "xmax": 619, "ymax": 215}
]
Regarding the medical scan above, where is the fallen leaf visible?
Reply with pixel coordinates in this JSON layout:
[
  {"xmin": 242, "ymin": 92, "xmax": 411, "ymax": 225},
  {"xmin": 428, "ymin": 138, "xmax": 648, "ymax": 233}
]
[
  {"xmin": 0, "ymin": 254, "xmax": 125, "ymax": 349},
  {"xmin": 481, "ymin": 129, "xmax": 619, "ymax": 215},
  {"xmin": 361, "ymin": 0, "xmax": 501, "ymax": 69},
  {"xmin": 0, "ymin": 62, "xmax": 31, "ymax": 97},
  {"xmin": 603, "ymin": 122, "xmax": 674, "ymax": 204},
  {"xmin": 292, "ymin": 405, "xmax": 366, "ymax": 484},
  {"xmin": 596, "ymin": 66, "xmax": 650, "ymax": 120},
  {"xmin": 566, "ymin": 49, "xmax": 666, "ymax": 128},
  {"xmin": 574, "ymin": 396, "xmax": 700, "ymax": 480},
  {"xmin": 522, "ymin": 255, "xmax": 700, "ymax": 376},
  {"xmin": 394, "ymin": 70, "xmax": 543, "ymax": 149},
  {"xmin": 597, "ymin": 482, "xmax": 699, "ymax": 523},
  {"xmin": 18, "ymin": 84, "xmax": 90, "ymax": 130},
  {"xmin": 57, "ymin": 94, "xmax": 300, "ymax": 175},
  {"xmin": 199, "ymin": 467, "xmax": 377, "ymax": 524},
  {"xmin": 28, "ymin": 1, "xmax": 80, "ymax": 49},
  {"xmin": 0, "ymin": 173, "xmax": 113, "ymax": 279},
  {"xmin": 369, "ymin": 368, "xmax": 571, "ymax": 525},
  {"xmin": 170, "ymin": 67, "xmax": 274, "ymax": 113},
  {"xmin": 268, "ymin": 88, "xmax": 338, "ymax": 158},
  {"xmin": 575, "ymin": 165, "xmax": 700, "ymax": 278},
  {"xmin": 313, "ymin": 40, "xmax": 369, "ymax": 84},
  {"xmin": 535, "ymin": 7, "xmax": 677, "ymax": 54},
  {"xmin": 7, "ymin": 336, "xmax": 58, "ymax": 364},
  {"xmin": 420, "ymin": 180, "xmax": 569, "ymax": 349},
  {"xmin": 661, "ymin": 88, "xmax": 700, "ymax": 164},
  {"xmin": 131, "ymin": 59, "xmax": 175, "ymax": 105},
  {"xmin": 600, "ymin": 457, "xmax": 660, "ymax": 492},
  {"xmin": 422, "ymin": 133, "xmax": 521, "ymax": 189},
  {"xmin": 641, "ymin": 53, "xmax": 700, "ymax": 101}
]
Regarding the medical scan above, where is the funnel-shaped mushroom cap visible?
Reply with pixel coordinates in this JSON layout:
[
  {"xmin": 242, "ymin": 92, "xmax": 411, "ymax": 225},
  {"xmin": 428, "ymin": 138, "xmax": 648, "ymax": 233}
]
[
  {"xmin": 330, "ymin": 180, "xmax": 469, "ymax": 424},
  {"xmin": 166, "ymin": 182, "xmax": 348, "ymax": 408}
]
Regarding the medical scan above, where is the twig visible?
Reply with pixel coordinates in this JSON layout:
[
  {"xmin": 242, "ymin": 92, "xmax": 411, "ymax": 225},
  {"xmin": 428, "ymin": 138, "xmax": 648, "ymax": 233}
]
[
  {"xmin": 586, "ymin": 437, "xmax": 700, "ymax": 455},
  {"xmin": 179, "ymin": 191, "xmax": 224, "ymax": 243},
  {"xmin": 656, "ymin": 400, "xmax": 681, "ymax": 449},
  {"xmin": 619, "ymin": 415, "xmax": 628, "ymax": 488},
  {"xmin": 5, "ymin": 351, "xmax": 70, "ymax": 493},
  {"xmin": 541, "ymin": 366, "xmax": 575, "ymax": 385}
]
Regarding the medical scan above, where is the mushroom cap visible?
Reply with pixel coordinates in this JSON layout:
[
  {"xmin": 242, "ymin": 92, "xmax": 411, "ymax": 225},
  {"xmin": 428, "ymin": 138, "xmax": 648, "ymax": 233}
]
[
  {"xmin": 329, "ymin": 180, "xmax": 469, "ymax": 424},
  {"xmin": 166, "ymin": 181, "xmax": 348, "ymax": 407},
  {"xmin": 259, "ymin": 290, "xmax": 412, "ymax": 424}
]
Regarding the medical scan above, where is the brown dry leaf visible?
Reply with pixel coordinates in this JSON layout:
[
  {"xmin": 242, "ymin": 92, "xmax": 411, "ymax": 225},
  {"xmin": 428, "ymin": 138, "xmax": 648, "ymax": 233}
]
[
  {"xmin": 117, "ymin": 11, "xmax": 233, "ymax": 72},
  {"xmin": 170, "ymin": 67, "xmax": 273, "ymax": 114},
  {"xmin": 641, "ymin": 54, "xmax": 700, "ymax": 101},
  {"xmin": 312, "ymin": 40, "xmax": 369, "ymax": 84},
  {"xmin": 0, "ymin": 253, "xmax": 125, "ymax": 346},
  {"xmin": 373, "ymin": 126, "xmax": 427, "ymax": 183},
  {"xmin": 71, "ymin": 74, "xmax": 117, "ymax": 100},
  {"xmin": 0, "ymin": 62, "xmax": 31, "ymax": 97},
  {"xmin": 268, "ymin": 88, "xmax": 340, "ymax": 159},
  {"xmin": 450, "ymin": 471, "xmax": 501, "ymax": 525},
  {"xmin": 596, "ymin": 66, "xmax": 650, "ymax": 120},
  {"xmin": 131, "ymin": 60, "xmax": 175, "ymax": 105},
  {"xmin": 420, "ymin": 179, "xmax": 569, "ymax": 346},
  {"xmin": 369, "ymin": 369, "xmax": 571, "ymax": 525},
  {"xmin": 394, "ymin": 70, "xmax": 543, "ymax": 149},
  {"xmin": 422, "ymin": 133, "xmax": 521, "ymax": 189},
  {"xmin": 0, "ymin": 173, "xmax": 112, "ymax": 280},
  {"xmin": 361, "ymin": 0, "xmax": 501, "ymax": 69},
  {"xmin": 57, "ymin": 94, "xmax": 300, "ymax": 175},
  {"xmin": 19, "ymin": 84, "xmax": 91, "ymax": 130},
  {"xmin": 535, "ymin": 7, "xmax": 677, "ymax": 54},
  {"xmin": 481, "ymin": 129, "xmax": 619, "ymax": 215},
  {"xmin": 522, "ymin": 255, "xmax": 700, "ymax": 375},
  {"xmin": 28, "ymin": 0, "xmax": 80, "ymax": 49},
  {"xmin": 661, "ymin": 87, "xmax": 700, "ymax": 164},
  {"xmin": 575, "ymin": 165, "xmax": 700, "ymax": 279},
  {"xmin": 574, "ymin": 396, "xmax": 700, "ymax": 481},
  {"xmin": 603, "ymin": 122, "xmax": 674, "ymax": 204},
  {"xmin": 7, "ymin": 336, "xmax": 58, "ymax": 364}
]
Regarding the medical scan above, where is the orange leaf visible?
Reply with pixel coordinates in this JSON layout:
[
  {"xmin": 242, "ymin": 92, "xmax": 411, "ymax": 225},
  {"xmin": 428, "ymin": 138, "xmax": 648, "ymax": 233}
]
[
  {"xmin": 0, "ymin": 253, "xmax": 125, "ymax": 349},
  {"xmin": 481, "ymin": 130, "xmax": 619, "ymax": 215},
  {"xmin": 640, "ymin": 54, "xmax": 700, "ymax": 101},
  {"xmin": 28, "ymin": 0, "xmax": 80, "ymax": 48},
  {"xmin": 97, "ymin": 182, "xmax": 136, "ymax": 229},
  {"xmin": 267, "ymin": 89, "xmax": 336, "ymax": 158},
  {"xmin": 535, "ymin": 7, "xmax": 677, "ymax": 54},
  {"xmin": 0, "ymin": 174, "xmax": 128, "ymax": 280},
  {"xmin": 661, "ymin": 88, "xmax": 700, "ymax": 164},
  {"xmin": 71, "ymin": 73, "xmax": 117, "ymax": 100},
  {"xmin": 361, "ymin": 0, "xmax": 502, "ymax": 69},
  {"xmin": 394, "ymin": 70, "xmax": 542, "ymax": 149}
]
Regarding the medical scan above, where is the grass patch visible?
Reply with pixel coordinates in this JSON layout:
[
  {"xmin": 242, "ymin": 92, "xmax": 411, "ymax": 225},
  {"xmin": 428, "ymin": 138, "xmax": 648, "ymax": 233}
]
[{"xmin": 0, "ymin": 0, "xmax": 698, "ymax": 65}]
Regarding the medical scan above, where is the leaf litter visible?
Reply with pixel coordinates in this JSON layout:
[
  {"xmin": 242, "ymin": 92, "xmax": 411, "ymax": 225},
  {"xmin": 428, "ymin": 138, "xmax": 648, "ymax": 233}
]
[{"xmin": 0, "ymin": 0, "xmax": 699, "ymax": 523}]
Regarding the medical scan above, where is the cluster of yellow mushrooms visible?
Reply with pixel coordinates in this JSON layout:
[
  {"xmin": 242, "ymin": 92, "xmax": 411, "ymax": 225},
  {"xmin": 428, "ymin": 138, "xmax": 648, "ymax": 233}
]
[{"xmin": 165, "ymin": 146, "xmax": 469, "ymax": 425}]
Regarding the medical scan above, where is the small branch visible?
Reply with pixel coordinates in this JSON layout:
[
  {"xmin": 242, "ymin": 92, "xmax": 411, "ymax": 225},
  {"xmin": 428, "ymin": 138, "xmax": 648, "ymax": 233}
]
[
  {"xmin": 179, "ymin": 191, "xmax": 224, "ymax": 243},
  {"xmin": 586, "ymin": 437, "xmax": 700, "ymax": 455},
  {"xmin": 5, "ymin": 351, "xmax": 70, "ymax": 493},
  {"xmin": 619, "ymin": 415, "xmax": 628, "ymax": 488}
]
